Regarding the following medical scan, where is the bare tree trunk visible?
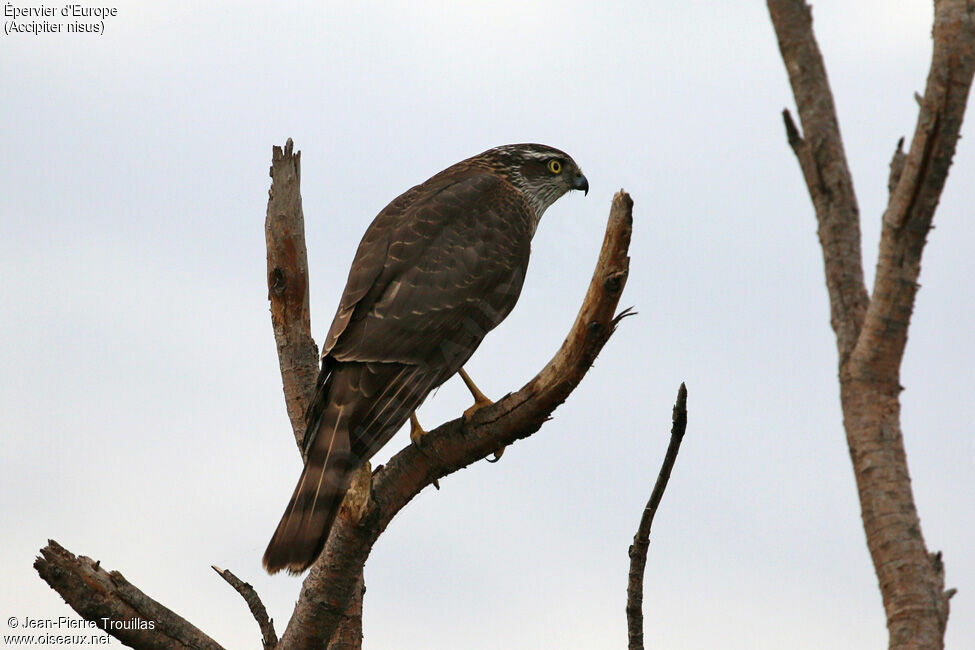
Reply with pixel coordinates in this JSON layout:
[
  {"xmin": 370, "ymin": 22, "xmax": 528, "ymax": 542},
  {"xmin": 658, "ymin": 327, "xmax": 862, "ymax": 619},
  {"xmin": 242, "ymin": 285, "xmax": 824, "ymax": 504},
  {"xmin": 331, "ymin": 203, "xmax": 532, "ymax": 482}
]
[
  {"xmin": 767, "ymin": 1, "xmax": 973, "ymax": 647},
  {"xmin": 326, "ymin": 575, "xmax": 364, "ymax": 650}
]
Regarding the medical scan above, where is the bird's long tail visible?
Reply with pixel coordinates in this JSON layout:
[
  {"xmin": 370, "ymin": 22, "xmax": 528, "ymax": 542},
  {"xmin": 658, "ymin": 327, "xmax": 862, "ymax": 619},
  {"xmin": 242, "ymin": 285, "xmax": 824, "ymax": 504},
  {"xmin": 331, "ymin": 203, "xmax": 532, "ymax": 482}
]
[
  {"xmin": 263, "ymin": 360, "xmax": 440, "ymax": 574},
  {"xmin": 262, "ymin": 403, "xmax": 353, "ymax": 575}
]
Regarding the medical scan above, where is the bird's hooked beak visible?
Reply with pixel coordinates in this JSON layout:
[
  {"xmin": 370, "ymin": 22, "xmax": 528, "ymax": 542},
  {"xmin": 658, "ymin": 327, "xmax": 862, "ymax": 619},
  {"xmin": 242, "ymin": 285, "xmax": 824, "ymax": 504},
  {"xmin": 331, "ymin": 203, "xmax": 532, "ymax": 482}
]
[{"xmin": 572, "ymin": 173, "xmax": 589, "ymax": 196}]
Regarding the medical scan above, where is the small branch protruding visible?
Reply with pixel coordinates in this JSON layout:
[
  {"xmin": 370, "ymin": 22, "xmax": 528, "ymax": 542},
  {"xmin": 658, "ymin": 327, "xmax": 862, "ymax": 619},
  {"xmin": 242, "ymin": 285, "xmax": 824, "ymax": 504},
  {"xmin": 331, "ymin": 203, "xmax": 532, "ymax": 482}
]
[
  {"xmin": 212, "ymin": 566, "xmax": 278, "ymax": 650},
  {"xmin": 782, "ymin": 108, "xmax": 802, "ymax": 149},
  {"xmin": 626, "ymin": 383, "xmax": 688, "ymax": 650},
  {"xmin": 341, "ymin": 462, "xmax": 374, "ymax": 525},
  {"xmin": 888, "ymin": 137, "xmax": 907, "ymax": 196},
  {"xmin": 612, "ymin": 305, "xmax": 638, "ymax": 329}
]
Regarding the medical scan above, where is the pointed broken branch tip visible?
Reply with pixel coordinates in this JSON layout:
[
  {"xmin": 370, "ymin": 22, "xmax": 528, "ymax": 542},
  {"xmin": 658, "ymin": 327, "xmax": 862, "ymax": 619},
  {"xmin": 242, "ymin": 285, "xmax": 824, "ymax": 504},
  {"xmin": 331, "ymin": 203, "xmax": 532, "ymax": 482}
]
[{"xmin": 212, "ymin": 565, "xmax": 278, "ymax": 650}]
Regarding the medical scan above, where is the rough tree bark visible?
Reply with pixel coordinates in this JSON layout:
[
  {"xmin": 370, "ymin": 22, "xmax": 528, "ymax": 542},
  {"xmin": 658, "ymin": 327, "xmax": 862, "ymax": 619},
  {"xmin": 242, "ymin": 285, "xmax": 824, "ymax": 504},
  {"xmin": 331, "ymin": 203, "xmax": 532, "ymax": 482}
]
[
  {"xmin": 34, "ymin": 140, "xmax": 635, "ymax": 649},
  {"xmin": 767, "ymin": 1, "xmax": 974, "ymax": 647}
]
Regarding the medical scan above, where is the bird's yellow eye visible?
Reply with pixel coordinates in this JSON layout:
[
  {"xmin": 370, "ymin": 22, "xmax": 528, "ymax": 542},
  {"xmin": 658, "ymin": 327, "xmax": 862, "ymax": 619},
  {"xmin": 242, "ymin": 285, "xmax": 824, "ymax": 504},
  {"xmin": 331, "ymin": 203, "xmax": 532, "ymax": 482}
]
[{"xmin": 548, "ymin": 159, "xmax": 562, "ymax": 174}]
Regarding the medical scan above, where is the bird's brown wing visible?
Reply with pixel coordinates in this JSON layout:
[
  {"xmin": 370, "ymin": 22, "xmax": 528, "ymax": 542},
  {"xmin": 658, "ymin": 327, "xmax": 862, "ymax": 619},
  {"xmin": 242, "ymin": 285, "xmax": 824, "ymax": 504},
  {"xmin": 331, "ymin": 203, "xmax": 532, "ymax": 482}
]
[
  {"xmin": 329, "ymin": 171, "xmax": 534, "ymax": 455},
  {"xmin": 324, "ymin": 169, "xmax": 533, "ymax": 363},
  {"xmin": 263, "ymin": 170, "xmax": 534, "ymax": 574}
]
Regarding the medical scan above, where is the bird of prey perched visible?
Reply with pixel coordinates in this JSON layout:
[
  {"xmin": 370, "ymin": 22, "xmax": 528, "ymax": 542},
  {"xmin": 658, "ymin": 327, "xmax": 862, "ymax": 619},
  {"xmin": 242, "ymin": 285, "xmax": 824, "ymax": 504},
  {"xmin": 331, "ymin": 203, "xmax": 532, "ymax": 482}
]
[{"xmin": 263, "ymin": 143, "xmax": 588, "ymax": 574}]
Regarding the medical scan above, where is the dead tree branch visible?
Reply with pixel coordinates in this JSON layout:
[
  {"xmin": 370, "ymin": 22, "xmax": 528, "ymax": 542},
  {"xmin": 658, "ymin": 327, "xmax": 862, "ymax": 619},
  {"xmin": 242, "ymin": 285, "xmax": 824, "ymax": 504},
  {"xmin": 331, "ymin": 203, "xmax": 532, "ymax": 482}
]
[
  {"xmin": 212, "ymin": 566, "xmax": 278, "ymax": 650},
  {"xmin": 34, "ymin": 540, "xmax": 224, "ymax": 650},
  {"xmin": 768, "ymin": 1, "xmax": 974, "ymax": 647},
  {"xmin": 265, "ymin": 138, "xmax": 320, "ymax": 455},
  {"xmin": 769, "ymin": 0, "xmax": 869, "ymax": 363},
  {"xmin": 265, "ymin": 138, "xmax": 365, "ymax": 650},
  {"xmin": 626, "ymin": 383, "xmax": 688, "ymax": 650},
  {"xmin": 277, "ymin": 189, "xmax": 633, "ymax": 649}
]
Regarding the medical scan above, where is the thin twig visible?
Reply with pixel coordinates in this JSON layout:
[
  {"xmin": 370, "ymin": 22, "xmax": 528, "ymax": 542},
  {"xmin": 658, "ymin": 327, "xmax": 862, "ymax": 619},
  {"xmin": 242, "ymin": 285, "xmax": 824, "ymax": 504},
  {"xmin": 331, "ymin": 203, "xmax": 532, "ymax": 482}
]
[
  {"xmin": 626, "ymin": 384, "xmax": 688, "ymax": 650},
  {"xmin": 212, "ymin": 566, "xmax": 278, "ymax": 650}
]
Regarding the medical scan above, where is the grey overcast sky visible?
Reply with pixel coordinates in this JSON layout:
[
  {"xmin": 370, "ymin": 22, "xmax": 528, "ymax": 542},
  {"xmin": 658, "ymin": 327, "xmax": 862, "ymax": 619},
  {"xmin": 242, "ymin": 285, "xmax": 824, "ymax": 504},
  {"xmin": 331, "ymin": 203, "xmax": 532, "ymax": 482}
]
[{"xmin": 1, "ymin": 1, "xmax": 972, "ymax": 648}]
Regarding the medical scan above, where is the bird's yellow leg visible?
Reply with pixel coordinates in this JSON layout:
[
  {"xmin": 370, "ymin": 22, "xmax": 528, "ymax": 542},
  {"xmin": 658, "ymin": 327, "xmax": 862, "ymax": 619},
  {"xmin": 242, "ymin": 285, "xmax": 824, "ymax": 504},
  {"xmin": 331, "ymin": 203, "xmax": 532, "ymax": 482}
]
[
  {"xmin": 409, "ymin": 412, "xmax": 427, "ymax": 446},
  {"xmin": 458, "ymin": 368, "xmax": 505, "ymax": 462},
  {"xmin": 459, "ymin": 367, "xmax": 494, "ymax": 419}
]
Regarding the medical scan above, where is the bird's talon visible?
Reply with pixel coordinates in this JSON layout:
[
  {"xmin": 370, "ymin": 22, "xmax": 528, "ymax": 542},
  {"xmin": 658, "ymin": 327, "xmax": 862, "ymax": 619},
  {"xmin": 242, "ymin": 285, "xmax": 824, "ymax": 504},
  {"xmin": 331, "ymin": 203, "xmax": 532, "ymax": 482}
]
[
  {"xmin": 486, "ymin": 446, "xmax": 506, "ymax": 463},
  {"xmin": 463, "ymin": 399, "xmax": 493, "ymax": 421}
]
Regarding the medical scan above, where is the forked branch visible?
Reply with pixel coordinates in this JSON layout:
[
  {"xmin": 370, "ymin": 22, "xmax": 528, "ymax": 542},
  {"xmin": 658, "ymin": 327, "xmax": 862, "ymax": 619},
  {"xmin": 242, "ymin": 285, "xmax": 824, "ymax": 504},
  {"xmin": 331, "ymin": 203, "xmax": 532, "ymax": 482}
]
[{"xmin": 768, "ymin": 1, "xmax": 974, "ymax": 647}]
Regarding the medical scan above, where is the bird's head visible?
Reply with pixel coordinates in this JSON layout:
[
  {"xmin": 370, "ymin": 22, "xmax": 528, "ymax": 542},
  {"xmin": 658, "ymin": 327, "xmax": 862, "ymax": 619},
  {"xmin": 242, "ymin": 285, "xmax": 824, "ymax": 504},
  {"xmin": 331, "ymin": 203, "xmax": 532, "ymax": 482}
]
[{"xmin": 477, "ymin": 143, "xmax": 589, "ymax": 226}]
